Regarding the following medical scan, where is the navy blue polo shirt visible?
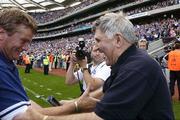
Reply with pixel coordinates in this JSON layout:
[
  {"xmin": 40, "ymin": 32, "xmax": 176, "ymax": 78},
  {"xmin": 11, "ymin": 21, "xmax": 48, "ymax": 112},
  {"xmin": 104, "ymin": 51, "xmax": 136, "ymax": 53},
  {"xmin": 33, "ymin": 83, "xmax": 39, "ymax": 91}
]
[
  {"xmin": 95, "ymin": 45, "xmax": 174, "ymax": 120},
  {"xmin": 0, "ymin": 52, "xmax": 30, "ymax": 120}
]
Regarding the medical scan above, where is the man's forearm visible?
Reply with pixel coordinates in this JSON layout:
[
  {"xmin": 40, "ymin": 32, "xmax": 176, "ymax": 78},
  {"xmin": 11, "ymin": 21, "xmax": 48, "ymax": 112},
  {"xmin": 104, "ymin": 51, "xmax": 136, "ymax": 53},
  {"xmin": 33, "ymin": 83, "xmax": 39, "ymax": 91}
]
[
  {"xmin": 65, "ymin": 63, "xmax": 76, "ymax": 85},
  {"xmin": 83, "ymin": 70, "xmax": 103, "ymax": 91},
  {"xmin": 39, "ymin": 102, "xmax": 76, "ymax": 116},
  {"xmin": 89, "ymin": 87, "xmax": 104, "ymax": 99},
  {"xmin": 46, "ymin": 112, "xmax": 102, "ymax": 120}
]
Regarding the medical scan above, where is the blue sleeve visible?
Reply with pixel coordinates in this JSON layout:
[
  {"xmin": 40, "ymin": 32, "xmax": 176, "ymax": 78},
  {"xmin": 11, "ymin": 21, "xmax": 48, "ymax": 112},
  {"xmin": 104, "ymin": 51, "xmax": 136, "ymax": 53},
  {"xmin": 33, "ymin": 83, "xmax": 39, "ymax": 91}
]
[{"xmin": 0, "ymin": 68, "xmax": 30, "ymax": 119}]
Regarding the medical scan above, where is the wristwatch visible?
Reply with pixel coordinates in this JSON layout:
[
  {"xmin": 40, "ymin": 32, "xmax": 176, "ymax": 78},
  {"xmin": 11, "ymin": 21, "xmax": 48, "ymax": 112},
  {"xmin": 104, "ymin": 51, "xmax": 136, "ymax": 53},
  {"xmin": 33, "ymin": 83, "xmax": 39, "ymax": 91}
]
[{"xmin": 82, "ymin": 67, "xmax": 88, "ymax": 73}]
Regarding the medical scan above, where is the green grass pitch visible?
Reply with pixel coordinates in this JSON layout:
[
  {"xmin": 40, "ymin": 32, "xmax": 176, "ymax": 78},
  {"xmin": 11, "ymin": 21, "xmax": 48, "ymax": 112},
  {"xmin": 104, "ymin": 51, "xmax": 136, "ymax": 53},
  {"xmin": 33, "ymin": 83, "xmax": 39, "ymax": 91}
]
[{"xmin": 18, "ymin": 67, "xmax": 80, "ymax": 107}]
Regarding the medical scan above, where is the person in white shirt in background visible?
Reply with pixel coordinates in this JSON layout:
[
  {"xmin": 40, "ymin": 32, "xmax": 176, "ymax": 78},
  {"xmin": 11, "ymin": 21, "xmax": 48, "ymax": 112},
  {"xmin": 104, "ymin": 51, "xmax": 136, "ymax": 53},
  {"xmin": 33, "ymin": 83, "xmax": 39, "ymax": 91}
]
[{"xmin": 66, "ymin": 45, "xmax": 111, "ymax": 93}]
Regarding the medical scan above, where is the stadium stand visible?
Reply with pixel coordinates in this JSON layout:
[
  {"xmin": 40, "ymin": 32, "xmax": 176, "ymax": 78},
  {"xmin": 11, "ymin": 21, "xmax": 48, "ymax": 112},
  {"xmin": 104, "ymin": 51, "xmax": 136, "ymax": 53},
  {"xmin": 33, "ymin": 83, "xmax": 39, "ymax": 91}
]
[
  {"xmin": 15, "ymin": 0, "xmax": 178, "ymax": 70},
  {"xmin": 16, "ymin": 0, "xmax": 178, "ymax": 71}
]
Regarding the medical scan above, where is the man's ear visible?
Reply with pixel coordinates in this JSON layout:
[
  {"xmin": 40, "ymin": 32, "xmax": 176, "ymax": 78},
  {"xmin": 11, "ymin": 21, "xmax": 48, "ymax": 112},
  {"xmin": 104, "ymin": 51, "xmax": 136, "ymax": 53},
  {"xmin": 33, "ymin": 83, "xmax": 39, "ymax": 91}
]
[{"xmin": 115, "ymin": 33, "xmax": 123, "ymax": 48}]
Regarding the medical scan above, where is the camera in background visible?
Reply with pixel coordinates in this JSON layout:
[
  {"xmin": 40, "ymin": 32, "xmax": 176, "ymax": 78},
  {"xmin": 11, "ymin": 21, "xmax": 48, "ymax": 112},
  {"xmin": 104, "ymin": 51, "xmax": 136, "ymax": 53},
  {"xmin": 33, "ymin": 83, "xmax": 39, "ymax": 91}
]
[{"xmin": 76, "ymin": 38, "xmax": 86, "ymax": 60}]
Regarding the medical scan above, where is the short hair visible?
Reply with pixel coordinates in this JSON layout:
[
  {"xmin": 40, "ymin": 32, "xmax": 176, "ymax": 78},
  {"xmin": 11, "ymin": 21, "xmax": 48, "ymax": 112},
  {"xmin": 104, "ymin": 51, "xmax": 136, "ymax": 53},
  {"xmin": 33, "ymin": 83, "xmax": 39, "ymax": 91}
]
[
  {"xmin": 139, "ymin": 38, "xmax": 147, "ymax": 43},
  {"xmin": 138, "ymin": 38, "xmax": 148, "ymax": 45},
  {"xmin": 137, "ymin": 38, "xmax": 148, "ymax": 50},
  {"xmin": 0, "ymin": 8, "xmax": 37, "ymax": 35},
  {"xmin": 174, "ymin": 40, "xmax": 180, "ymax": 49},
  {"xmin": 92, "ymin": 12, "xmax": 138, "ymax": 43}
]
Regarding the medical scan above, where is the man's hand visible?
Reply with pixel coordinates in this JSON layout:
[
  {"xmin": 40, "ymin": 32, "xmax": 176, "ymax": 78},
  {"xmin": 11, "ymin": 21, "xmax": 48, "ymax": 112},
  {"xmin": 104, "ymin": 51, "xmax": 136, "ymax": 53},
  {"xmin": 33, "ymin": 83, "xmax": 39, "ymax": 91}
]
[
  {"xmin": 70, "ymin": 53, "xmax": 77, "ymax": 65},
  {"xmin": 13, "ymin": 107, "xmax": 44, "ymax": 120},
  {"xmin": 77, "ymin": 58, "xmax": 87, "ymax": 68},
  {"xmin": 77, "ymin": 85, "xmax": 100, "ymax": 112}
]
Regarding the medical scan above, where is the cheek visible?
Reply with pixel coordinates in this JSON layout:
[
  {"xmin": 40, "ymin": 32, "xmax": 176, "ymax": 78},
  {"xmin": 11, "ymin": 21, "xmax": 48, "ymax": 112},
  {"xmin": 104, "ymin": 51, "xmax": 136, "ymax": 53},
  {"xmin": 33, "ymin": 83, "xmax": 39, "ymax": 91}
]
[
  {"xmin": 100, "ymin": 47, "xmax": 107, "ymax": 57},
  {"xmin": 104, "ymin": 45, "xmax": 113, "ymax": 57}
]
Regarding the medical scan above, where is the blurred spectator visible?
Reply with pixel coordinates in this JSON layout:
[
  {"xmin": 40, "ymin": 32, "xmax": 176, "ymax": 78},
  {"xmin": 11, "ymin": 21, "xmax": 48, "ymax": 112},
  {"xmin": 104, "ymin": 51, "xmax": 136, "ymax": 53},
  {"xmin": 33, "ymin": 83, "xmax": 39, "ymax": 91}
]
[
  {"xmin": 43, "ymin": 53, "xmax": 49, "ymax": 75},
  {"xmin": 167, "ymin": 40, "xmax": 180, "ymax": 101},
  {"xmin": 137, "ymin": 38, "xmax": 148, "ymax": 50}
]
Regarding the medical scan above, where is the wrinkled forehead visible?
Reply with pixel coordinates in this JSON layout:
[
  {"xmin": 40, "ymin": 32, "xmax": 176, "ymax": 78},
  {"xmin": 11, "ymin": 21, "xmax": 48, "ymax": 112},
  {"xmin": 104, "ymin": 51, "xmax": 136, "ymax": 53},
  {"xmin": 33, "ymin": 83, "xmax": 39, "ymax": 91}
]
[{"xmin": 94, "ymin": 28, "xmax": 104, "ymax": 38}]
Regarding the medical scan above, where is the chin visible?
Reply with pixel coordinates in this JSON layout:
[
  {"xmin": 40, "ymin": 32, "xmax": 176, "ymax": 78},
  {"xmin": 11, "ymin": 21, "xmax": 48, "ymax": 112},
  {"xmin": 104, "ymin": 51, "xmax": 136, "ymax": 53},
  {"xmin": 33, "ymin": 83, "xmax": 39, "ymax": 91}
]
[{"xmin": 105, "ymin": 60, "xmax": 111, "ymax": 66}]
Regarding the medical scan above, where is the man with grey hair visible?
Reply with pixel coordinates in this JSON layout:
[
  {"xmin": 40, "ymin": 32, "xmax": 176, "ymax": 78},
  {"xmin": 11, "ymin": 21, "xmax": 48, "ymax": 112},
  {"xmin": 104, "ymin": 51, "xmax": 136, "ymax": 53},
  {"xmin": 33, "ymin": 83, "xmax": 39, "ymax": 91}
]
[{"xmin": 14, "ymin": 12, "xmax": 174, "ymax": 120}]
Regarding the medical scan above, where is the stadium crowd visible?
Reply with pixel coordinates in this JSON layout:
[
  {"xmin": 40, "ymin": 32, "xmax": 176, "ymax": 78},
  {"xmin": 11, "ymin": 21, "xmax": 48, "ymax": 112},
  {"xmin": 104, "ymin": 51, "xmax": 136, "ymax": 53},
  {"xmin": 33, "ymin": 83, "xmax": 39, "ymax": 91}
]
[
  {"xmin": 33, "ymin": 0, "xmax": 179, "ymax": 43},
  {"xmin": 17, "ymin": 33, "xmax": 94, "ymax": 71},
  {"xmin": 35, "ymin": 17, "xmax": 179, "ymax": 42},
  {"xmin": 134, "ymin": 17, "xmax": 179, "ymax": 41},
  {"xmin": 22, "ymin": 10, "xmax": 180, "ymax": 71},
  {"xmin": 35, "ymin": 22, "xmax": 92, "ymax": 37},
  {"xmin": 125, "ymin": 0, "xmax": 178, "ymax": 15},
  {"xmin": 30, "ymin": 0, "xmax": 99, "ymax": 23},
  {"xmin": 30, "ymin": 0, "xmax": 179, "ymax": 24}
]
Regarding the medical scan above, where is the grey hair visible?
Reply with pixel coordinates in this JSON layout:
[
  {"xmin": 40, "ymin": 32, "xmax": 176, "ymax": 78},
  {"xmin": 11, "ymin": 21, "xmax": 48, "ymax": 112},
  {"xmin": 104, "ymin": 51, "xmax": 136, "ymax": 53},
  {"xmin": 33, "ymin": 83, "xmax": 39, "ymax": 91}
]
[{"xmin": 93, "ymin": 12, "xmax": 138, "ymax": 43}]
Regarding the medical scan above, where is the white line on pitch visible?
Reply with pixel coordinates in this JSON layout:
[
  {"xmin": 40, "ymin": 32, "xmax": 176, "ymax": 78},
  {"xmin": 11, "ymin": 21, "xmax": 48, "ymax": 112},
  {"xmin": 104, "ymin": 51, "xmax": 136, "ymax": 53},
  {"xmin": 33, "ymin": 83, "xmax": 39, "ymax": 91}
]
[
  {"xmin": 67, "ymin": 97, "xmax": 73, "ymax": 100},
  {"xmin": 47, "ymin": 88, "xmax": 52, "ymax": 91},
  {"xmin": 24, "ymin": 86, "xmax": 47, "ymax": 102},
  {"xmin": 33, "ymin": 82, "xmax": 37, "ymax": 85},
  {"xmin": 55, "ymin": 92, "xmax": 62, "ymax": 95}
]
